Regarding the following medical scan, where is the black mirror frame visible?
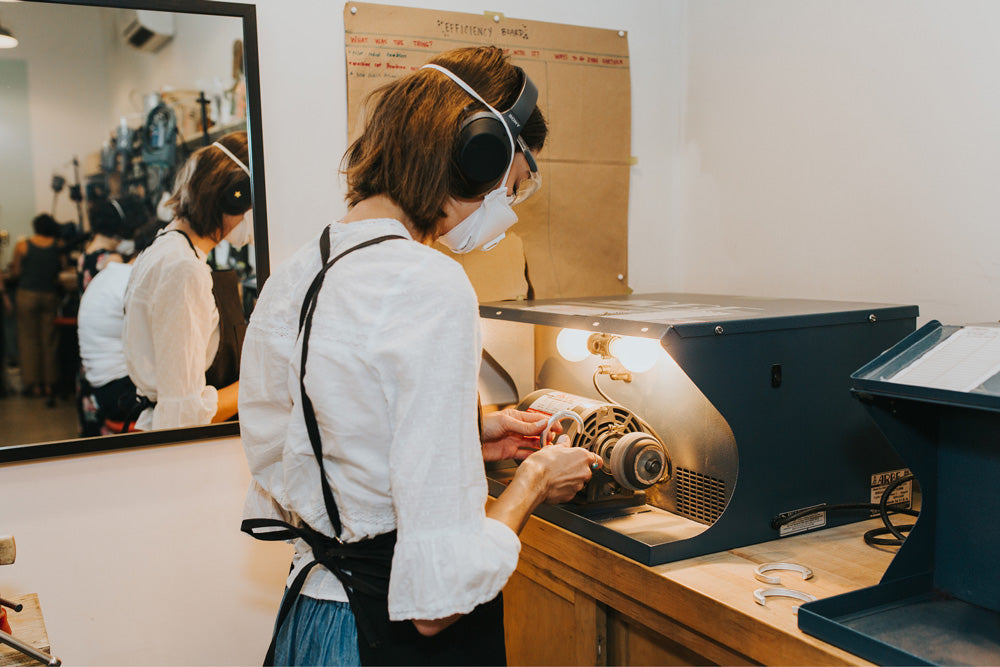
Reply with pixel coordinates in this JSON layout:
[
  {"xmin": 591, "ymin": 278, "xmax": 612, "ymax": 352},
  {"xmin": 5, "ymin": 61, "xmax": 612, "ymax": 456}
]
[{"xmin": 0, "ymin": 0, "xmax": 268, "ymax": 464}]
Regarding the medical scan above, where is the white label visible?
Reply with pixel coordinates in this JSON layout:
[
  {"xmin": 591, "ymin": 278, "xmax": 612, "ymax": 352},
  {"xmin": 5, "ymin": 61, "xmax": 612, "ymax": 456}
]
[
  {"xmin": 525, "ymin": 391, "xmax": 603, "ymax": 416},
  {"xmin": 871, "ymin": 468, "xmax": 912, "ymax": 512},
  {"xmin": 779, "ymin": 506, "xmax": 827, "ymax": 537}
]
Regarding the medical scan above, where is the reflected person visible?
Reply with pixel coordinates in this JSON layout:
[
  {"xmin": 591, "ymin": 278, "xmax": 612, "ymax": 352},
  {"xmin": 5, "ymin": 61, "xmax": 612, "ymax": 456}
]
[
  {"xmin": 77, "ymin": 195, "xmax": 147, "ymax": 293},
  {"xmin": 77, "ymin": 221, "xmax": 159, "ymax": 434},
  {"xmin": 122, "ymin": 131, "xmax": 253, "ymax": 430},
  {"xmin": 10, "ymin": 213, "xmax": 66, "ymax": 402}
]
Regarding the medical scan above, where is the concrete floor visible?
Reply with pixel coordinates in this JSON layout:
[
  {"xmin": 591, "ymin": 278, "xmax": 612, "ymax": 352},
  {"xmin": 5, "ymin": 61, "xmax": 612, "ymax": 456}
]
[{"xmin": 0, "ymin": 393, "xmax": 79, "ymax": 447}]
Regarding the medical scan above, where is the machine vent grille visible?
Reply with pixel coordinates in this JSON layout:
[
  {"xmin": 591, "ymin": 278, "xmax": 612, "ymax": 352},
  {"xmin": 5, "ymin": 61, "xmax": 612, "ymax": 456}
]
[
  {"xmin": 573, "ymin": 407, "xmax": 643, "ymax": 448},
  {"xmin": 673, "ymin": 468, "xmax": 727, "ymax": 525}
]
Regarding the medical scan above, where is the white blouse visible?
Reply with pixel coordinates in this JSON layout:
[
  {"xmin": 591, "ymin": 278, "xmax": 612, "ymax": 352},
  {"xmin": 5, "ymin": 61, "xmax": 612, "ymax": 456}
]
[
  {"xmin": 240, "ymin": 219, "xmax": 520, "ymax": 622},
  {"xmin": 78, "ymin": 261, "xmax": 132, "ymax": 388},
  {"xmin": 122, "ymin": 230, "xmax": 220, "ymax": 430}
]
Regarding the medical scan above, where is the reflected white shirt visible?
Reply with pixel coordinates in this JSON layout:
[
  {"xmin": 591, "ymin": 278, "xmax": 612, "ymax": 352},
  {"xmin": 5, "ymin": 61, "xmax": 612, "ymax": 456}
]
[
  {"xmin": 123, "ymin": 230, "xmax": 220, "ymax": 430},
  {"xmin": 78, "ymin": 262, "xmax": 132, "ymax": 388},
  {"xmin": 240, "ymin": 219, "xmax": 519, "ymax": 622}
]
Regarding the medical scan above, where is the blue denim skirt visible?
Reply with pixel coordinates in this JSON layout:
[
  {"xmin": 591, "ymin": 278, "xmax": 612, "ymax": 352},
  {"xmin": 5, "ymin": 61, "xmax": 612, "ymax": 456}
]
[{"xmin": 273, "ymin": 593, "xmax": 361, "ymax": 667}]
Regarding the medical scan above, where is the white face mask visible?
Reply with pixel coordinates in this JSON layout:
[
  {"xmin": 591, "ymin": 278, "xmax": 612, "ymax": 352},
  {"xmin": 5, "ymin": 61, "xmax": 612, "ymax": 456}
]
[
  {"xmin": 438, "ymin": 186, "xmax": 517, "ymax": 254},
  {"xmin": 224, "ymin": 210, "xmax": 254, "ymax": 248},
  {"xmin": 116, "ymin": 239, "xmax": 135, "ymax": 256},
  {"xmin": 156, "ymin": 191, "xmax": 175, "ymax": 223}
]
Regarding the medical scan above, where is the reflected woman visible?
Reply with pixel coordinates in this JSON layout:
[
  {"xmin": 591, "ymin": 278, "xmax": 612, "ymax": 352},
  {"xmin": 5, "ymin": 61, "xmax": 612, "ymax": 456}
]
[
  {"xmin": 11, "ymin": 214, "xmax": 66, "ymax": 401},
  {"xmin": 78, "ymin": 194, "xmax": 146, "ymax": 293},
  {"xmin": 122, "ymin": 131, "xmax": 253, "ymax": 430}
]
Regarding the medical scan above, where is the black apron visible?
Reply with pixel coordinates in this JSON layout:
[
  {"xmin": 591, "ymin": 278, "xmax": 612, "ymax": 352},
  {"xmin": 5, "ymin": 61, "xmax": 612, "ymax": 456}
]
[
  {"xmin": 122, "ymin": 230, "xmax": 246, "ymax": 429},
  {"xmin": 241, "ymin": 226, "xmax": 507, "ymax": 667},
  {"xmin": 205, "ymin": 268, "xmax": 247, "ymax": 392}
]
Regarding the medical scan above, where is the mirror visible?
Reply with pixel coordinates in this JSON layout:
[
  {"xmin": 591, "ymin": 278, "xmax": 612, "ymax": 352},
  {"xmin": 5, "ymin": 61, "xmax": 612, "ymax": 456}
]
[{"xmin": 0, "ymin": 0, "xmax": 268, "ymax": 462}]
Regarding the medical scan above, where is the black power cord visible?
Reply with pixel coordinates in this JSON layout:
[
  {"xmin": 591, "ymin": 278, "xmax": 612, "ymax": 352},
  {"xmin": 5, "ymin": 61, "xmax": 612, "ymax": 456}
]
[
  {"xmin": 769, "ymin": 474, "xmax": 919, "ymax": 548},
  {"xmin": 864, "ymin": 474, "xmax": 917, "ymax": 547}
]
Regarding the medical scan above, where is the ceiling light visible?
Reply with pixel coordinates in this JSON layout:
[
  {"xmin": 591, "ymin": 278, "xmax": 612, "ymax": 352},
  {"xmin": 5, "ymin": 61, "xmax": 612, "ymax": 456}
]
[{"xmin": 0, "ymin": 18, "xmax": 17, "ymax": 49}]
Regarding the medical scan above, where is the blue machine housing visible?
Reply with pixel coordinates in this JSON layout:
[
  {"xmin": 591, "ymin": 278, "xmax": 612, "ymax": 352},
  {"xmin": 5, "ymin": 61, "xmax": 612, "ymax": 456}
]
[
  {"xmin": 480, "ymin": 293, "xmax": 918, "ymax": 566},
  {"xmin": 798, "ymin": 321, "xmax": 1000, "ymax": 665}
]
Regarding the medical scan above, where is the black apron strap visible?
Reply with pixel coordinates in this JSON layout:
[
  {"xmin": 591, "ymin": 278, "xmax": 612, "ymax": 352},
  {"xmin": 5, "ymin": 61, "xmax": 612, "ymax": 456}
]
[
  {"xmin": 320, "ymin": 223, "xmax": 331, "ymax": 263},
  {"xmin": 296, "ymin": 232, "xmax": 405, "ymax": 534},
  {"xmin": 162, "ymin": 228, "xmax": 198, "ymax": 255},
  {"xmin": 120, "ymin": 394, "xmax": 156, "ymax": 434}
]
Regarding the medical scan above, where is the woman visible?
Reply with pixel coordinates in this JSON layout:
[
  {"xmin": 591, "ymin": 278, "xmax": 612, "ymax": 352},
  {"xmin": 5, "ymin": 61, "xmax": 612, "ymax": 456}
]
[
  {"xmin": 240, "ymin": 46, "xmax": 598, "ymax": 666},
  {"xmin": 10, "ymin": 214, "xmax": 65, "ymax": 400},
  {"xmin": 78, "ymin": 195, "xmax": 146, "ymax": 292},
  {"xmin": 77, "ymin": 199, "xmax": 124, "ymax": 293},
  {"xmin": 122, "ymin": 131, "xmax": 253, "ymax": 430},
  {"xmin": 77, "ymin": 221, "xmax": 160, "ymax": 434}
]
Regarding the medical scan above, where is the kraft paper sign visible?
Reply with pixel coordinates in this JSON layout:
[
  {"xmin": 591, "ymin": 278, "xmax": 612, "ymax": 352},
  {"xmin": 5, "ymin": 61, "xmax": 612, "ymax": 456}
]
[{"xmin": 343, "ymin": 2, "xmax": 631, "ymax": 300}]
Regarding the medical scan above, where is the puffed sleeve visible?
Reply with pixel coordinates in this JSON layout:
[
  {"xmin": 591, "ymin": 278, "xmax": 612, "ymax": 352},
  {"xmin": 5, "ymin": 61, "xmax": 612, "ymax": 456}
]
[
  {"xmin": 372, "ymin": 258, "xmax": 520, "ymax": 622},
  {"xmin": 149, "ymin": 260, "xmax": 219, "ymax": 429}
]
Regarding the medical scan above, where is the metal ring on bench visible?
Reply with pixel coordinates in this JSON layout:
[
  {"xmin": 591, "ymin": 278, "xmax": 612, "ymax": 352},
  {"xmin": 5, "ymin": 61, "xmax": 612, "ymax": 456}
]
[
  {"xmin": 753, "ymin": 587, "xmax": 816, "ymax": 613},
  {"xmin": 754, "ymin": 562, "xmax": 813, "ymax": 585}
]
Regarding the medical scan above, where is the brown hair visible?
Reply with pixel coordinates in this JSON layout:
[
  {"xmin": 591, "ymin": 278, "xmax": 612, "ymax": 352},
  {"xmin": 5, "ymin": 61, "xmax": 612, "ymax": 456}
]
[
  {"xmin": 167, "ymin": 131, "xmax": 250, "ymax": 239},
  {"xmin": 342, "ymin": 46, "xmax": 548, "ymax": 240}
]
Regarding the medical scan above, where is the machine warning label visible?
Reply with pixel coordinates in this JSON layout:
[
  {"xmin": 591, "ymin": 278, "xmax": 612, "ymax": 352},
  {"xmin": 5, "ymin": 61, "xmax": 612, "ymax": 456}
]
[
  {"xmin": 778, "ymin": 505, "xmax": 827, "ymax": 537},
  {"xmin": 870, "ymin": 468, "xmax": 912, "ymax": 514},
  {"xmin": 525, "ymin": 391, "xmax": 602, "ymax": 416}
]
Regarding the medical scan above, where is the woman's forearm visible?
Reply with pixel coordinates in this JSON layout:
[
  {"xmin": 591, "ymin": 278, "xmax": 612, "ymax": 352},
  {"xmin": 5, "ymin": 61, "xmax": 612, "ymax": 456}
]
[
  {"xmin": 485, "ymin": 460, "xmax": 544, "ymax": 536},
  {"xmin": 212, "ymin": 380, "xmax": 240, "ymax": 422}
]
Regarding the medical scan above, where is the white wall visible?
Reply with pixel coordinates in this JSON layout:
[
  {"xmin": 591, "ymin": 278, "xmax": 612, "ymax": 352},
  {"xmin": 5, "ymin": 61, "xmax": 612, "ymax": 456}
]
[
  {"xmin": 251, "ymin": 0, "xmax": 681, "ymax": 274},
  {"xmin": 0, "ymin": 437, "xmax": 292, "ymax": 666},
  {"xmin": 0, "ymin": 4, "xmax": 242, "ymax": 242},
  {"xmin": 105, "ymin": 10, "xmax": 244, "ymax": 132},
  {"xmin": 0, "ymin": 3, "xmax": 111, "ymax": 237},
  {"xmin": 674, "ymin": 0, "xmax": 1000, "ymax": 325}
]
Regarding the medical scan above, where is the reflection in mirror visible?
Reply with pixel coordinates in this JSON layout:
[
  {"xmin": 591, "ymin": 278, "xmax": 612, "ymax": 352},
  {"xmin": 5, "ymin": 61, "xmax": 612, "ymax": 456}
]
[{"xmin": 0, "ymin": 0, "xmax": 266, "ymax": 461}]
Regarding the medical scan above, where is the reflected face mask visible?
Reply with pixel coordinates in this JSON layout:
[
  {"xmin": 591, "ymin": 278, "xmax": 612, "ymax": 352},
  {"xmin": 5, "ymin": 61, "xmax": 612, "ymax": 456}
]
[{"xmin": 223, "ymin": 210, "xmax": 254, "ymax": 249}]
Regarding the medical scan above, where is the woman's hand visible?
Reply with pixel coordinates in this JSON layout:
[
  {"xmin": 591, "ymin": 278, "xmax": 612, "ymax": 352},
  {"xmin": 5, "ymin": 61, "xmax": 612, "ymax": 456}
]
[
  {"xmin": 488, "ymin": 442, "xmax": 600, "ymax": 534},
  {"xmin": 518, "ymin": 444, "xmax": 601, "ymax": 505},
  {"xmin": 481, "ymin": 408, "xmax": 561, "ymax": 462}
]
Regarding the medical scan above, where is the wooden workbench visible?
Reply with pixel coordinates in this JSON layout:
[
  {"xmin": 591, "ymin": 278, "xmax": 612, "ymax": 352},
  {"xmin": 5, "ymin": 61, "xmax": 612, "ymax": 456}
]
[
  {"xmin": 501, "ymin": 510, "xmax": 897, "ymax": 665},
  {"xmin": 0, "ymin": 594, "xmax": 52, "ymax": 667}
]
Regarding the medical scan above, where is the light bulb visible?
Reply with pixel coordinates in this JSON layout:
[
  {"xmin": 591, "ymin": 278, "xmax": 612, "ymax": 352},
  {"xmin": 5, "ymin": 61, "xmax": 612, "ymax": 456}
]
[
  {"xmin": 609, "ymin": 336, "xmax": 661, "ymax": 373},
  {"xmin": 556, "ymin": 328, "xmax": 591, "ymax": 362}
]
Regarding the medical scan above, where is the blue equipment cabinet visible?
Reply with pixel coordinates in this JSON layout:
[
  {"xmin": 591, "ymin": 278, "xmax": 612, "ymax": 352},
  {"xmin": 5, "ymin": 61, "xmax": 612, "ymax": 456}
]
[
  {"xmin": 479, "ymin": 293, "xmax": 917, "ymax": 566},
  {"xmin": 798, "ymin": 321, "xmax": 1000, "ymax": 665}
]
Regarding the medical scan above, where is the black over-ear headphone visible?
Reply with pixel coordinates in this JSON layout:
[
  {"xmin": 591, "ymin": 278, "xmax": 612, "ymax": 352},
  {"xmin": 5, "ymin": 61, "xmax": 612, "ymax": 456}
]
[
  {"xmin": 423, "ymin": 63, "xmax": 538, "ymax": 197},
  {"xmin": 212, "ymin": 141, "xmax": 252, "ymax": 215}
]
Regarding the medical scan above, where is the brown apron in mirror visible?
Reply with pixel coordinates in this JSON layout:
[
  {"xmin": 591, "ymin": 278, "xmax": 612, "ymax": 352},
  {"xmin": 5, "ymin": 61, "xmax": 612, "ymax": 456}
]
[{"xmin": 205, "ymin": 268, "xmax": 247, "ymax": 394}]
